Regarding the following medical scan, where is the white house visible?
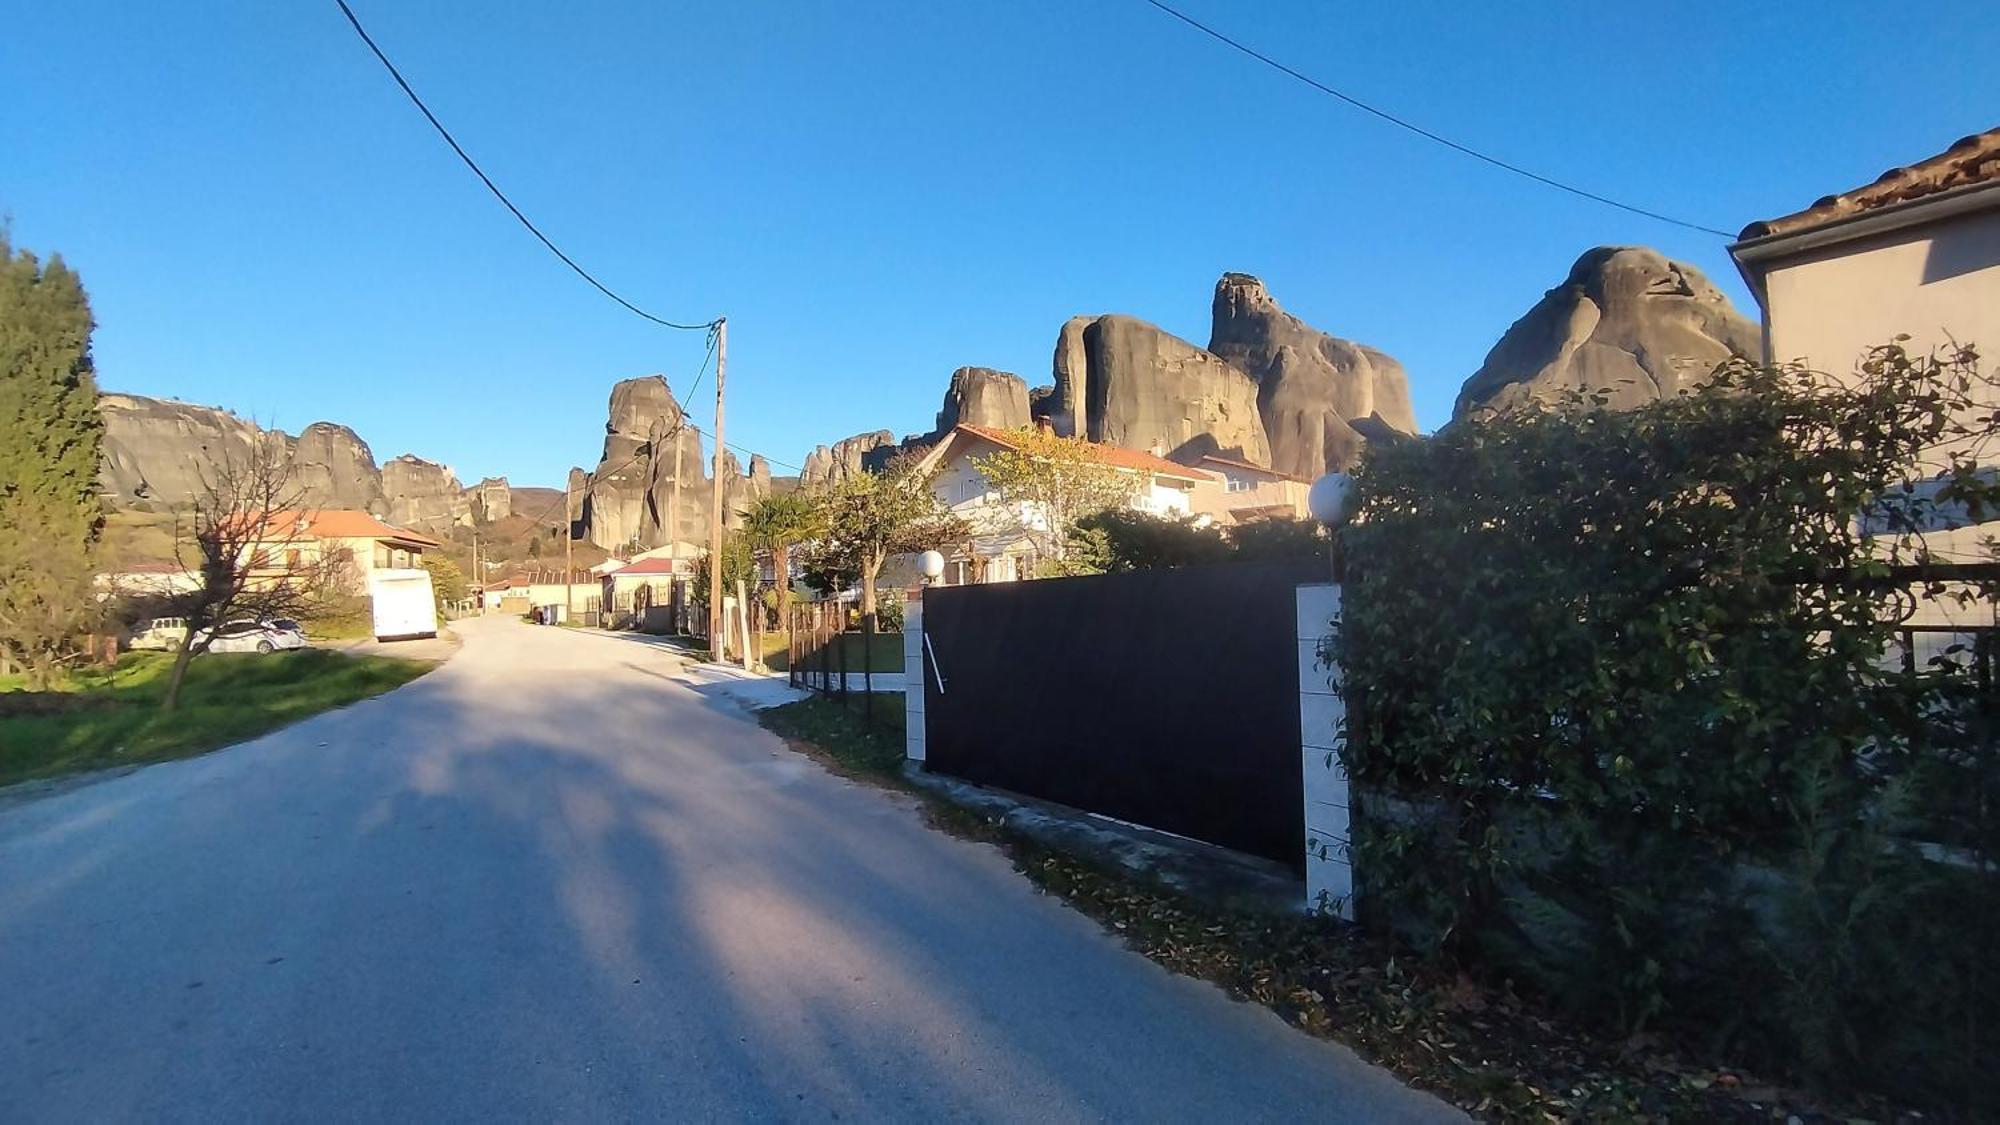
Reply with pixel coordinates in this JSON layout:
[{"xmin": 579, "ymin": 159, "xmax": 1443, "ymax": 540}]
[{"xmin": 913, "ymin": 423, "xmax": 1213, "ymax": 583}]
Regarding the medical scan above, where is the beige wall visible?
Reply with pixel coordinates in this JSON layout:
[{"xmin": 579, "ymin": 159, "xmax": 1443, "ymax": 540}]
[
  {"xmin": 1761, "ymin": 206, "xmax": 2000, "ymax": 378},
  {"xmin": 1189, "ymin": 475, "xmax": 1308, "ymax": 523}
]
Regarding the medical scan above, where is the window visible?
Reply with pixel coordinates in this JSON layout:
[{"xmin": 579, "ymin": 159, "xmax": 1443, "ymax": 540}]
[
  {"xmin": 285, "ymin": 549, "xmax": 302, "ymax": 569},
  {"xmin": 1226, "ymin": 474, "xmax": 1253, "ymax": 493}
]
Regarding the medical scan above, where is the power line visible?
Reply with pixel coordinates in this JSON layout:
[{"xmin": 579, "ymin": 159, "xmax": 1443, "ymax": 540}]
[
  {"xmin": 333, "ymin": 0, "xmax": 720, "ymax": 329},
  {"xmin": 1138, "ymin": 0, "xmax": 1735, "ymax": 239}
]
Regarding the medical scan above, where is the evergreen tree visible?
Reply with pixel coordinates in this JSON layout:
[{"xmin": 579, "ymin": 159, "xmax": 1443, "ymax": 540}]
[{"xmin": 0, "ymin": 236, "xmax": 104, "ymax": 685}]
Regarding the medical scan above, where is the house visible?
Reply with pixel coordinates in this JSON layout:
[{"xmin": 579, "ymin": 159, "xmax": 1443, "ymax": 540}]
[
  {"xmin": 249, "ymin": 509, "xmax": 440, "ymax": 594},
  {"xmin": 914, "ymin": 424, "xmax": 1214, "ymax": 583},
  {"xmin": 599, "ymin": 554, "xmax": 690, "ymax": 628},
  {"xmin": 1186, "ymin": 454, "xmax": 1312, "ymax": 524},
  {"xmin": 1730, "ymin": 127, "xmax": 1999, "ymax": 628},
  {"xmin": 480, "ymin": 574, "xmax": 600, "ymax": 617},
  {"xmin": 1729, "ymin": 127, "xmax": 1997, "ymax": 389},
  {"xmin": 94, "ymin": 561, "xmax": 202, "ymax": 600}
]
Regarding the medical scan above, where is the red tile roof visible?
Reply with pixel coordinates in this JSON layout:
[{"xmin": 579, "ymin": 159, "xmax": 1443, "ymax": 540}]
[
  {"xmin": 262, "ymin": 509, "xmax": 441, "ymax": 548},
  {"xmin": 955, "ymin": 425, "xmax": 1214, "ymax": 482},
  {"xmin": 605, "ymin": 556, "xmax": 686, "ymax": 577},
  {"xmin": 1740, "ymin": 127, "xmax": 2000, "ymax": 240}
]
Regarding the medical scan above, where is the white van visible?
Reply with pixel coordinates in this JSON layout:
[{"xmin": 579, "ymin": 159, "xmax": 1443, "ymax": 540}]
[{"xmin": 368, "ymin": 569, "xmax": 438, "ymax": 642}]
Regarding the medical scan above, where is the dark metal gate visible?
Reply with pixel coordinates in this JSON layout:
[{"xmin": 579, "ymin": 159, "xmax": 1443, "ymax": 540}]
[{"xmin": 921, "ymin": 561, "xmax": 1318, "ymax": 868}]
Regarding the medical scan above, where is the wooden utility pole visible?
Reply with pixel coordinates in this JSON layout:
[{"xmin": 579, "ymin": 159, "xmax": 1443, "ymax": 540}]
[
  {"xmin": 471, "ymin": 525, "xmax": 481, "ymax": 614},
  {"xmin": 666, "ymin": 417, "xmax": 683, "ymax": 619},
  {"xmin": 708, "ymin": 318, "xmax": 728, "ymax": 660},
  {"xmin": 563, "ymin": 481, "xmax": 575, "ymax": 622}
]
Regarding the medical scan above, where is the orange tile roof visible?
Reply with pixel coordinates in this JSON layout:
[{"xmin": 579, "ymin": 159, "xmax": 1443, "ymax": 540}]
[
  {"xmin": 1740, "ymin": 127, "xmax": 2000, "ymax": 240},
  {"xmin": 955, "ymin": 425, "xmax": 1214, "ymax": 482},
  {"xmin": 262, "ymin": 509, "xmax": 442, "ymax": 548}
]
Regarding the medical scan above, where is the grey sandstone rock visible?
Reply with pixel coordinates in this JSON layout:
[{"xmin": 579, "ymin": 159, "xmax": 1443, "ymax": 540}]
[
  {"xmin": 1454, "ymin": 246, "xmax": 1762, "ymax": 420},
  {"xmin": 1051, "ymin": 314, "xmax": 1272, "ymax": 465},
  {"xmin": 293, "ymin": 422, "xmax": 387, "ymax": 514},
  {"xmin": 1208, "ymin": 273, "xmax": 1417, "ymax": 477},
  {"xmin": 935, "ymin": 366, "xmax": 1030, "ymax": 433},
  {"xmin": 382, "ymin": 455, "xmax": 470, "ymax": 532},
  {"xmin": 97, "ymin": 394, "xmax": 276, "ymax": 507}
]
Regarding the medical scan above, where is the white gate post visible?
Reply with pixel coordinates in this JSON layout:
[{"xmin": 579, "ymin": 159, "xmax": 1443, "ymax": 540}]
[
  {"xmin": 903, "ymin": 586, "xmax": 926, "ymax": 764},
  {"xmin": 1296, "ymin": 583, "xmax": 1353, "ymax": 918}
]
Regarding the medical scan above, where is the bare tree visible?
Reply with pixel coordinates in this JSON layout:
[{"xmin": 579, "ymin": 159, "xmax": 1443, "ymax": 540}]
[{"xmin": 159, "ymin": 435, "xmax": 336, "ymax": 711}]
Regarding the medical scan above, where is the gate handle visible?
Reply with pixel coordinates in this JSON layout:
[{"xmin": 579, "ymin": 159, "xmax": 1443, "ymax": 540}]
[{"xmin": 923, "ymin": 632, "xmax": 947, "ymax": 694}]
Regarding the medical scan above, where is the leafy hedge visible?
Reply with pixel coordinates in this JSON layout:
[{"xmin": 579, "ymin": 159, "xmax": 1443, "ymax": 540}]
[{"xmin": 1335, "ymin": 347, "xmax": 1999, "ymax": 1112}]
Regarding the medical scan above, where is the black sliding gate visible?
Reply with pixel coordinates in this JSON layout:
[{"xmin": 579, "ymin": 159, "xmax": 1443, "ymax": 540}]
[{"xmin": 921, "ymin": 561, "xmax": 1319, "ymax": 868}]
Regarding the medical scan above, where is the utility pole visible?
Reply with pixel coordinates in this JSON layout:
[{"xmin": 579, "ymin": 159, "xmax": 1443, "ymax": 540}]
[
  {"xmin": 666, "ymin": 416, "xmax": 683, "ymax": 613},
  {"xmin": 563, "ymin": 481, "xmax": 575, "ymax": 623},
  {"xmin": 708, "ymin": 317, "xmax": 728, "ymax": 661},
  {"xmin": 471, "ymin": 525, "xmax": 481, "ymax": 615}
]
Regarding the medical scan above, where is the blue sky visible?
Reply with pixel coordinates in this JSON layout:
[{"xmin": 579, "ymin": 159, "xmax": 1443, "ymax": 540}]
[{"xmin": 5, "ymin": 1, "xmax": 1996, "ymax": 488}]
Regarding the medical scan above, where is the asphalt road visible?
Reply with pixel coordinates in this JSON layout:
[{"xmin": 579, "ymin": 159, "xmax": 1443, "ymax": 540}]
[{"xmin": 0, "ymin": 616, "xmax": 1454, "ymax": 1122}]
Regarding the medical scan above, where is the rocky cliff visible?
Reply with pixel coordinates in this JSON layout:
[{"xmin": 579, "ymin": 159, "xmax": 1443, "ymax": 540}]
[
  {"xmin": 935, "ymin": 366, "xmax": 1030, "ymax": 433},
  {"xmin": 97, "ymin": 393, "xmax": 505, "ymax": 533},
  {"xmin": 575, "ymin": 375, "xmax": 770, "ymax": 550},
  {"xmin": 1454, "ymin": 247, "xmax": 1762, "ymax": 420},
  {"xmin": 292, "ymin": 422, "xmax": 387, "ymax": 513},
  {"xmin": 800, "ymin": 430, "xmax": 897, "ymax": 488},
  {"xmin": 1051, "ymin": 313, "xmax": 1273, "ymax": 465},
  {"xmin": 383, "ymin": 455, "xmax": 470, "ymax": 531},
  {"xmin": 1209, "ymin": 273, "xmax": 1417, "ymax": 477}
]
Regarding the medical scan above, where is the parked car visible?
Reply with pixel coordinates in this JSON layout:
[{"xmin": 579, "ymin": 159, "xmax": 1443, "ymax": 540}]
[
  {"xmin": 127, "ymin": 616, "xmax": 189, "ymax": 651},
  {"xmin": 193, "ymin": 619, "xmax": 309, "ymax": 655}
]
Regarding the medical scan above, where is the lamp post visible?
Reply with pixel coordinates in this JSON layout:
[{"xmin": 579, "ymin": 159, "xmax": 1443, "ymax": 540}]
[{"xmin": 918, "ymin": 550, "xmax": 945, "ymax": 587}]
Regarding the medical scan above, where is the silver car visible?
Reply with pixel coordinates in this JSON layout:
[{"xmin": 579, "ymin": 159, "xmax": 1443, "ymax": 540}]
[{"xmin": 195, "ymin": 619, "xmax": 309, "ymax": 655}]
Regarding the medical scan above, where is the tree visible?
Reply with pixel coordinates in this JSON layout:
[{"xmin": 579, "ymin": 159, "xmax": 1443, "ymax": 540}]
[
  {"xmin": 159, "ymin": 436, "xmax": 336, "ymax": 711},
  {"xmin": 0, "ymin": 236, "xmax": 104, "ymax": 687},
  {"xmin": 815, "ymin": 455, "xmax": 964, "ymax": 627},
  {"xmin": 973, "ymin": 427, "xmax": 1137, "ymax": 572},
  {"xmin": 422, "ymin": 555, "xmax": 468, "ymax": 612},
  {"xmin": 740, "ymin": 490, "xmax": 822, "ymax": 631},
  {"xmin": 1071, "ymin": 509, "xmax": 1229, "ymax": 573},
  {"xmin": 690, "ymin": 529, "xmax": 755, "ymax": 610}
]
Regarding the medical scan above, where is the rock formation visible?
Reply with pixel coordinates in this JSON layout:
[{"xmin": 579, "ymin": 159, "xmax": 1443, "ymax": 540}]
[
  {"xmin": 935, "ymin": 366, "xmax": 1030, "ymax": 433},
  {"xmin": 1209, "ymin": 273, "xmax": 1417, "ymax": 477},
  {"xmin": 98, "ymin": 394, "xmax": 273, "ymax": 508},
  {"xmin": 292, "ymin": 422, "xmax": 387, "ymax": 513},
  {"xmin": 468, "ymin": 477, "xmax": 512, "ymax": 522},
  {"xmin": 1454, "ymin": 246, "xmax": 1762, "ymax": 420},
  {"xmin": 575, "ymin": 375, "xmax": 768, "ymax": 550},
  {"xmin": 1050, "ymin": 314, "xmax": 1272, "ymax": 465},
  {"xmin": 382, "ymin": 455, "xmax": 470, "ymax": 531},
  {"xmin": 800, "ymin": 430, "xmax": 896, "ymax": 488}
]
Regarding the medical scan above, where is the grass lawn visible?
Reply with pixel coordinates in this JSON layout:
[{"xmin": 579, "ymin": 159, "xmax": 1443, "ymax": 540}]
[
  {"xmin": 768, "ymin": 630, "xmax": 902, "ymax": 674},
  {"xmin": 0, "ymin": 649, "xmax": 433, "ymax": 787},
  {"xmin": 759, "ymin": 695, "xmax": 908, "ymax": 778}
]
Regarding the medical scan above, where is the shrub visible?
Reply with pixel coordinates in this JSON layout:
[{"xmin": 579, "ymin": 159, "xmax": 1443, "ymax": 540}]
[{"xmin": 1336, "ymin": 346, "xmax": 2000, "ymax": 1111}]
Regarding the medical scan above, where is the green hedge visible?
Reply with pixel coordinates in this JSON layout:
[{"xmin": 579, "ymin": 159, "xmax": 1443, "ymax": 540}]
[{"xmin": 1335, "ymin": 347, "xmax": 1999, "ymax": 1112}]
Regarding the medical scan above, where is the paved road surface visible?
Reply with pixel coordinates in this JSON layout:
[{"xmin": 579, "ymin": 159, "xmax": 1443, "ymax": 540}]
[{"xmin": 0, "ymin": 617, "xmax": 1454, "ymax": 1122}]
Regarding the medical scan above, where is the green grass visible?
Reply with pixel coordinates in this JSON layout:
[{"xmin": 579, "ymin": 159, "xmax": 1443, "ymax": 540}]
[
  {"xmin": 0, "ymin": 649, "xmax": 434, "ymax": 787},
  {"xmin": 780, "ymin": 630, "xmax": 902, "ymax": 674},
  {"xmin": 757, "ymin": 696, "xmax": 907, "ymax": 777}
]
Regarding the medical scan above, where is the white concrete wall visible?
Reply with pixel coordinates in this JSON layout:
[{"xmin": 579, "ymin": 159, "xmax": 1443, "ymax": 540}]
[
  {"xmin": 904, "ymin": 589, "xmax": 926, "ymax": 764},
  {"xmin": 1296, "ymin": 583, "xmax": 1352, "ymax": 918}
]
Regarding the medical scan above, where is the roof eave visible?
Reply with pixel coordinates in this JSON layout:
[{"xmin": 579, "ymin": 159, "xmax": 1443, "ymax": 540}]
[{"xmin": 1728, "ymin": 179, "xmax": 2000, "ymax": 309}]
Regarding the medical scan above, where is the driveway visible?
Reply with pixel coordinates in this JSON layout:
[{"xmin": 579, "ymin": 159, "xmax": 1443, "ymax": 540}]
[{"xmin": 0, "ymin": 616, "xmax": 1454, "ymax": 1121}]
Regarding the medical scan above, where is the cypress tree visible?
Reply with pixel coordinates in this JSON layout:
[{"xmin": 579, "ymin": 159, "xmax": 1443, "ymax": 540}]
[{"xmin": 0, "ymin": 234, "xmax": 104, "ymax": 683}]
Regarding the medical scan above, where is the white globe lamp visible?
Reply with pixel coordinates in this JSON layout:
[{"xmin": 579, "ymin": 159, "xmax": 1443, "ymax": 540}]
[
  {"xmin": 1307, "ymin": 472, "xmax": 1353, "ymax": 526},
  {"xmin": 917, "ymin": 550, "xmax": 946, "ymax": 585}
]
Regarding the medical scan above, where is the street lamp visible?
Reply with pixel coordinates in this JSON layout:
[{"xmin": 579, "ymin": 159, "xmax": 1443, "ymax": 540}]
[
  {"xmin": 1307, "ymin": 472, "xmax": 1352, "ymax": 585},
  {"xmin": 917, "ymin": 550, "xmax": 946, "ymax": 587}
]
